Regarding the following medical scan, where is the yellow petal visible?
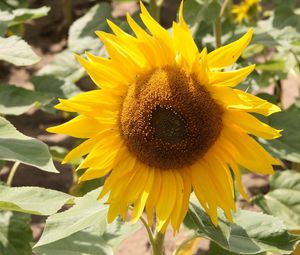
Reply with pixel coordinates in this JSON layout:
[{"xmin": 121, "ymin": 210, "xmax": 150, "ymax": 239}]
[
  {"xmin": 173, "ymin": 21, "xmax": 198, "ymax": 70},
  {"xmin": 79, "ymin": 167, "xmax": 111, "ymax": 182},
  {"xmin": 234, "ymin": 90, "xmax": 281, "ymax": 116},
  {"xmin": 224, "ymin": 110, "xmax": 282, "ymax": 139},
  {"xmin": 222, "ymin": 126, "xmax": 278, "ymax": 174},
  {"xmin": 207, "ymin": 29, "xmax": 253, "ymax": 69},
  {"xmin": 47, "ymin": 115, "xmax": 102, "ymax": 138},
  {"xmin": 146, "ymin": 169, "xmax": 162, "ymax": 226},
  {"xmin": 62, "ymin": 129, "xmax": 115, "ymax": 163},
  {"xmin": 131, "ymin": 167, "xmax": 154, "ymax": 223},
  {"xmin": 209, "ymin": 64, "xmax": 255, "ymax": 87},
  {"xmin": 156, "ymin": 171, "xmax": 177, "ymax": 231}
]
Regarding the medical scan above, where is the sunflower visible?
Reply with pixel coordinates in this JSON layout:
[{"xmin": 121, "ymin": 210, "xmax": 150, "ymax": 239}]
[
  {"xmin": 232, "ymin": 0, "xmax": 262, "ymax": 23},
  {"xmin": 47, "ymin": 2, "xmax": 281, "ymax": 233}
]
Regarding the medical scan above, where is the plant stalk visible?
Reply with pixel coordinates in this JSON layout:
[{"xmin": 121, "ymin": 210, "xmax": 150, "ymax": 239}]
[
  {"xmin": 63, "ymin": 0, "xmax": 73, "ymax": 27},
  {"xmin": 213, "ymin": 0, "xmax": 231, "ymax": 48},
  {"xmin": 149, "ymin": 0, "xmax": 163, "ymax": 22},
  {"xmin": 6, "ymin": 161, "xmax": 20, "ymax": 186},
  {"xmin": 152, "ymin": 231, "xmax": 165, "ymax": 255}
]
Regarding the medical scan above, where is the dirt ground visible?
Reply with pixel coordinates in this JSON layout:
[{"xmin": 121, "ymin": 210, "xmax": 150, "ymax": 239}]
[{"xmin": 0, "ymin": 0, "xmax": 299, "ymax": 254}]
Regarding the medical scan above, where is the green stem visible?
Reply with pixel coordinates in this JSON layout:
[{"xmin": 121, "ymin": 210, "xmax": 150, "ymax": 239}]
[
  {"xmin": 213, "ymin": 0, "xmax": 231, "ymax": 48},
  {"xmin": 6, "ymin": 161, "xmax": 20, "ymax": 186},
  {"xmin": 274, "ymin": 79, "xmax": 282, "ymax": 107},
  {"xmin": 140, "ymin": 216, "xmax": 156, "ymax": 248},
  {"xmin": 152, "ymin": 232, "xmax": 165, "ymax": 255},
  {"xmin": 63, "ymin": 0, "xmax": 73, "ymax": 27},
  {"xmin": 149, "ymin": 0, "xmax": 164, "ymax": 22},
  {"xmin": 213, "ymin": 20, "xmax": 222, "ymax": 48}
]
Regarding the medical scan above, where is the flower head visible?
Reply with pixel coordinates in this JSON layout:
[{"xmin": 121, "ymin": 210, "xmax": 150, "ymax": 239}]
[
  {"xmin": 232, "ymin": 0, "xmax": 262, "ymax": 23},
  {"xmin": 48, "ymin": 2, "xmax": 281, "ymax": 233}
]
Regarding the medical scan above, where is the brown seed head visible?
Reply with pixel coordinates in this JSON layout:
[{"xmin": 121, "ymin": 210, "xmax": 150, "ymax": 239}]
[{"xmin": 120, "ymin": 66, "xmax": 223, "ymax": 170}]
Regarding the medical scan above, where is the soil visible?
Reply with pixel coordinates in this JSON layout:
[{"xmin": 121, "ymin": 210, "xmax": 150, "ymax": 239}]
[{"xmin": 0, "ymin": 0, "xmax": 299, "ymax": 254}]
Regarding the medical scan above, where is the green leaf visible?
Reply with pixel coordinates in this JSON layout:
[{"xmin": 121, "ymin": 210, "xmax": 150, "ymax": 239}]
[
  {"xmin": 253, "ymin": 170, "xmax": 300, "ymax": 231},
  {"xmin": 34, "ymin": 189, "xmax": 108, "ymax": 247},
  {"xmin": 36, "ymin": 50, "xmax": 84, "ymax": 83},
  {"xmin": 0, "ymin": 211, "xmax": 32, "ymax": 255},
  {"xmin": 0, "ymin": 185, "xmax": 74, "ymax": 215},
  {"xmin": 256, "ymin": 59, "xmax": 286, "ymax": 72},
  {"xmin": 0, "ymin": 84, "xmax": 51, "ymax": 115},
  {"xmin": 9, "ymin": 6, "xmax": 50, "ymax": 26},
  {"xmin": 185, "ymin": 203, "xmax": 299, "ymax": 254},
  {"xmin": 31, "ymin": 75, "xmax": 81, "ymax": 113},
  {"xmin": 34, "ymin": 188, "xmax": 142, "ymax": 253},
  {"xmin": 34, "ymin": 219, "xmax": 141, "ymax": 255},
  {"xmin": 34, "ymin": 225, "xmax": 113, "ymax": 255},
  {"xmin": 260, "ymin": 103, "xmax": 300, "ymax": 163},
  {"xmin": 183, "ymin": 0, "xmax": 221, "ymax": 35},
  {"xmin": 68, "ymin": 3, "xmax": 111, "ymax": 54},
  {"xmin": 0, "ymin": 117, "xmax": 58, "ymax": 173},
  {"xmin": 0, "ymin": 10, "xmax": 14, "ymax": 35},
  {"xmin": 0, "ymin": 36, "xmax": 40, "ymax": 66}
]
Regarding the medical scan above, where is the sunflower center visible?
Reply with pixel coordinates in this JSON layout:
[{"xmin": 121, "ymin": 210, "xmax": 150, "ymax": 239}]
[{"xmin": 120, "ymin": 66, "xmax": 223, "ymax": 170}]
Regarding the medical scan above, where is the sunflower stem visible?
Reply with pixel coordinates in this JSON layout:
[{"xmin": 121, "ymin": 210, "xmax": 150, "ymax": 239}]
[
  {"xmin": 152, "ymin": 231, "xmax": 165, "ymax": 255},
  {"xmin": 6, "ymin": 161, "xmax": 20, "ymax": 186},
  {"xmin": 149, "ymin": 0, "xmax": 163, "ymax": 22},
  {"xmin": 140, "ymin": 216, "xmax": 156, "ymax": 248},
  {"xmin": 63, "ymin": 0, "xmax": 73, "ymax": 27},
  {"xmin": 214, "ymin": 0, "xmax": 231, "ymax": 48}
]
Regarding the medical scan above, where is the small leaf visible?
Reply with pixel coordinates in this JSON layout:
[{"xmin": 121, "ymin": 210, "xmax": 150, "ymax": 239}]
[
  {"xmin": 0, "ymin": 117, "xmax": 58, "ymax": 173},
  {"xmin": 34, "ymin": 188, "xmax": 141, "ymax": 252},
  {"xmin": 0, "ymin": 36, "xmax": 40, "ymax": 66},
  {"xmin": 185, "ymin": 203, "xmax": 299, "ymax": 254},
  {"xmin": 260, "ymin": 103, "xmax": 300, "ymax": 163},
  {"xmin": 34, "ymin": 189, "xmax": 108, "ymax": 247},
  {"xmin": 9, "ymin": 6, "xmax": 50, "ymax": 26},
  {"xmin": 0, "ymin": 84, "xmax": 52, "ymax": 115},
  {"xmin": 0, "ymin": 211, "xmax": 32, "ymax": 255},
  {"xmin": 253, "ymin": 170, "xmax": 300, "ymax": 231},
  {"xmin": 0, "ymin": 185, "xmax": 74, "ymax": 215},
  {"xmin": 36, "ymin": 50, "xmax": 84, "ymax": 83},
  {"xmin": 68, "ymin": 3, "xmax": 111, "ymax": 54},
  {"xmin": 34, "ymin": 219, "xmax": 140, "ymax": 255},
  {"xmin": 34, "ymin": 225, "xmax": 113, "ymax": 255}
]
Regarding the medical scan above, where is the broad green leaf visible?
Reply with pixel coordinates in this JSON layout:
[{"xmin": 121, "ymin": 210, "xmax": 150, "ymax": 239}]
[
  {"xmin": 32, "ymin": 75, "xmax": 81, "ymax": 98},
  {"xmin": 31, "ymin": 75, "xmax": 81, "ymax": 113},
  {"xmin": 253, "ymin": 170, "xmax": 300, "ymax": 231},
  {"xmin": 36, "ymin": 50, "xmax": 84, "ymax": 83},
  {"xmin": 0, "ymin": 10, "xmax": 14, "ymax": 35},
  {"xmin": 256, "ymin": 60, "xmax": 286, "ymax": 72},
  {"xmin": 9, "ymin": 6, "xmax": 50, "ymax": 26},
  {"xmin": 103, "ymin": 218, "xmax": 141, "ymax": 250},
  {"xmin": 34, "ymin": 219, "xmax": 141, "ymax": 255},
  {"xmin": 0, "ymin": 185, "xmax": 74, "ymax": 215},
  {"xmin": 0, "ymin": 0, "xmax": 28, "ymax": 10},
  {"xmin": 183, "ymin": 0, "xmax": 221, "ymax": 35},
  {"xmin": 0, "ymin": 84, "xmax": 51, "ymax": 115},
  {"xmin": 184, "ymin": 203, "xmax": 299, "ymax": 254},
  {"xmin": 208, "ymin": 242, "xmax": 267, "ymax": 255},
  {"xmin": 0, "ymin": 117, "xmax": 58, "ymax": 173},
  {"xmin": 0, "ymin": 36, "xmax": 40, "ymax": 66},
  {"xmin": 273, "ymin": 5, "xmax": 300, "ymax": 32},
  {"xmin": 68, "ymin": 3, "xmax": 111, "ymax": 54},
  {"xmin": 34, "ymin": 189, "xmax": 108, "ymax": 247},
  {"xmin": 260, "ymin": 103, "xmax": 300, "ymax": 163},
  {"xmin": 34, "ymin": 225, "xmax": 113, "ymax": 255},
  {"xmin": 35, "ymin": 189, "xmax": 140, "ymax": 250},
  {"xmin": 0, "ymin": 211, "xmax": 32, "ymax": 255}
]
